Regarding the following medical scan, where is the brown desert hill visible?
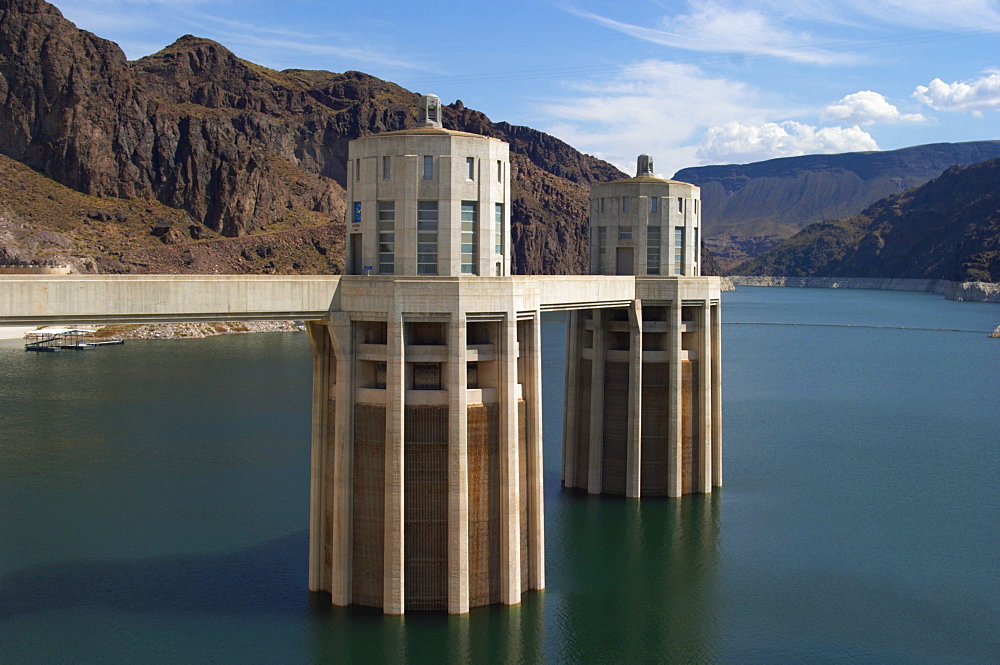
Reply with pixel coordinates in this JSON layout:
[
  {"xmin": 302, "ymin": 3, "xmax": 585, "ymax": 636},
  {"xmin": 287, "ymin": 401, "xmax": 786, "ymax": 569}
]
[
  {"xmin": 733, "ymin": 159, "xmax": 1000, "ymax": 283},
  {"xmin": 0, "ymin": 152, "xmax": 346, "ymax": 274},
  {"xmin": 0, "ymin": 0, "xmax": 655, "ymax": 275}
]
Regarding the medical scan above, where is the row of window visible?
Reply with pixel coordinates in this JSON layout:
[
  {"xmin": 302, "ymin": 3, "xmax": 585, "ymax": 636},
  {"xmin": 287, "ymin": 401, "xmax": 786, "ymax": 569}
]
[
  {"xmin": 607, "ymin": 225, "xmax": 697, "ymax": 242},
  {"xmin": 371, "ymin": 361, "xmax": 485, "ymax": 391},
  {"xmin": 354, "ymin": 157, "xmax": 506, "ymax": 182},
  {"xmin": 597, "ymin": 225, "xmax": 697, "ymax": 275},
  {"xmin": 372, "ymin": 201, "xmax": 504, "ymax": 275},
  {"xmin": 596, "ymin": 197, "xmax": 699, "ymax": 215}
]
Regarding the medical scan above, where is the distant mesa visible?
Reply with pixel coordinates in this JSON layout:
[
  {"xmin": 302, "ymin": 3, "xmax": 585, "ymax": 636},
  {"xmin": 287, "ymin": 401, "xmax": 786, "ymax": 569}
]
[
  {"xmin": 732, "ymin": 158, "xmax": 1000, "ymax": 284},
  {"xmin": 675, "ymin": 141, "xmax": 1000, "ymax": 269}
]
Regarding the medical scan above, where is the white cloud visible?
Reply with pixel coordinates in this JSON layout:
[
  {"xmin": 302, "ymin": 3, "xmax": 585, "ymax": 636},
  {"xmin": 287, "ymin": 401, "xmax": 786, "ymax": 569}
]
[
  {"xmin": 536, "ymin": 60, "xmax": 774, "ymax": 176},
  {"xmin": 839, "ymin": 0, "xmax": 1000, "ymax": 31},
  {"xmin": 568, "ymin": 0, "xmax": 1000, "ymax": 73},
  {"xmin": 717, "ymin": 0, "xmax": 1000, "ymax": 33},
  {"xmin": 697, "ymin": 121, "xmax": 879, "ymax": 164},
  {"xmin": 537, "ymin": 58, "xmax": 892, "ymax": 173},
  {"xmin": 570, "ymin": 2, "xmax": 855, "ymax": 65},
  {"xmin": 197, "ymin": 30, "xmax": 422, "ymax": 70},
  {"xmin": 821, "ymin": 91, "xmax": 926, "ymax": 125},
  {"xmin": 59, "ymin": 0, "xmax": 426, "ymax": 69},
  {"xmin": 912, "ymin": 70, "xmax": 1000, "ymax": 112}
]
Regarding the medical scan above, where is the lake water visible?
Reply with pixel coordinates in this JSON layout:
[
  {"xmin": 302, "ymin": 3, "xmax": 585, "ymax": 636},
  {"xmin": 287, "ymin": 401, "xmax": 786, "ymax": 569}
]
[{"xmin": 1, "ymin": 287, "xmax": 997, "ymax": 664}]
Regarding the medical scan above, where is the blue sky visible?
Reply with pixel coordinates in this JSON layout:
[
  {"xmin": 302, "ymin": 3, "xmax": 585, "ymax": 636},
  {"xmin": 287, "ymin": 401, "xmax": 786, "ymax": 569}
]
[{"xmin": 57, "ymin": 0, "xmax": 1000, "ymax": 177}]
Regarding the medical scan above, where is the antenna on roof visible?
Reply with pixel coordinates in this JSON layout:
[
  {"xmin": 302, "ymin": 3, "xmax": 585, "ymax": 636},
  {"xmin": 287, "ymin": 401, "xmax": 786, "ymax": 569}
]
[
  {"xmin": 419, "ymin": 94, "xmax": 442, "ymax": 128},
  {"xmin": 637, "ymin": 154, "xmax": 654, "ymax": 176}
]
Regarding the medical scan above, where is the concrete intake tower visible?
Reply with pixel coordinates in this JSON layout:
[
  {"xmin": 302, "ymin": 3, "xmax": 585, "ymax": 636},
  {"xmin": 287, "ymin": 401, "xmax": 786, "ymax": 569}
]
[
  {"xmin": 306, "ymin": 102, "xmax": 722, "ymax": 614},
  {"xmin": 562, "ymin": 155, "xmax": 722, "ymax": 497},
  {"xmin": 0, "ymin": 106, "xmax": 723, "ymax": 616},
  {"xmin": 306, "ymin": 96, "xmax": 544, "ymax": 614}
]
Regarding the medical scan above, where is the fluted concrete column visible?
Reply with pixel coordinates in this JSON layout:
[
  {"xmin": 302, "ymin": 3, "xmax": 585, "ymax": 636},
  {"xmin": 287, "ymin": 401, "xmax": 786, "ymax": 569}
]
[
  {"xmin": 327, "ymin": 312, "xmax": 354, "ymax": 606},
  {"xmin": 711, "ymin": 302, "xmax": 723, "ymax": 488},
  {"xmin": 306, "ymin": 321, "xmax": 331, "ymax": 593},
  {"xmin": 328, "ymin": 312, "xmax": 354, "ymax": 605},
  {"xmin": 588, "ymin": 309, "xmax": 606, "ymax": 494},
  {"xmin": 447, "ymin": 314, "xmax": 470, "ymax": 614},
  {"xmin": 499, "ymin": 313, "xmax": 522, "ymax": 603},
  {"xmin": 698, "ymin": 302, "xmax": 713, "ymax": 494},
  {"xmin": 383, "ymin": 309, "xmax": 405, "ymax": 615},
  {"xmin": 626, "ymin": 301, "xmax": 643, "ymax": 498},
  {"xmin": 562, "ymin": 310, "xmax": 581, "ymax": 488},
  {"xmin": 668, "ymin": 301, "xmax": 683, "ymax": 498},
  {"xmin": 524, "ymin": 313, "xmax": 545, "ymax": 589}
]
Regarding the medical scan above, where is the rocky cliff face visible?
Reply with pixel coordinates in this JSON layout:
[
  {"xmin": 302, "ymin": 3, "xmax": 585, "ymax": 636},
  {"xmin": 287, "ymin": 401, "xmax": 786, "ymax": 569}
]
[
  {"xmin": 734, "ymin": 159, "xmax": 1000, "ymax": 283},
  {"xmin": 0, "ymin": 0, "xmax": 631, "ymax": 274},
  {"xmin": 675, "ymin": 141, "xmax": 1000, "ymax": 268},
  {"xmin": 0, "ymin": 0, "xmax": 149, "ymax": 197}
]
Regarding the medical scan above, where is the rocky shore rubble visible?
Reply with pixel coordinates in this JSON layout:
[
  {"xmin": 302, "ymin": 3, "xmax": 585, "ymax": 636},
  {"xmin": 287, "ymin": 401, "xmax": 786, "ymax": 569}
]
[{"xmin": 96, "ymin": 320, "xmax": 301, "ymax": 340}]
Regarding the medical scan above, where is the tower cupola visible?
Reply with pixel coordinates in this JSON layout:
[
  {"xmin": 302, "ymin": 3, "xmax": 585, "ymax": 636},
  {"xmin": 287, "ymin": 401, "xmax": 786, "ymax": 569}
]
[
  {"xmin": 419, "ymin": 94, "xmax": 443, "ymax": 128},
  {"xmin": 637, "ymin": 154, "xmax": 654, "ymax": 176}
]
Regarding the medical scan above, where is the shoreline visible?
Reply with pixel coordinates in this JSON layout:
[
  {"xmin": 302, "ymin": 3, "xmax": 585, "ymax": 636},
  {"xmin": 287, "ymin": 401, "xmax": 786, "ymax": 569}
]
[
  {"xmin": 94, "ymin": 320, "xmax": 301, "ymax": 340},
  {"xmin": 728, "ymin": 276, "xmax": 1000, "ymax": 304},
  {"xmin": 0, "ymin": 320, "xmax": 301, "ymax": 341},
  {"xmin": 0, "ymin": 325, "xmax": 40, "ymax": 340}
]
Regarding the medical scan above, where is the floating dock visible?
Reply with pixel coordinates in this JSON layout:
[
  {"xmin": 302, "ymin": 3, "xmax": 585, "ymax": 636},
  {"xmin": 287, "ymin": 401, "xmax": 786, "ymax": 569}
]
[{"xmin": 24, "ymin": 328, "xmax": 124, "ymax": 352}]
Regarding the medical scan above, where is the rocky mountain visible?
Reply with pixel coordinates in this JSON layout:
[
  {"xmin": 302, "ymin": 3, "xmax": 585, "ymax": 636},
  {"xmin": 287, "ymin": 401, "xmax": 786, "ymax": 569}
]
[
  {"xmin": 0, "ymin": 151, "xmax": 346, "ymax": 274},
  {"xmin": 0, "ymin": 0, "xmax": 628, "ymax": 275},
  {"xmin": 733, "ymin": 159, "xmax": 1000, "ymax": 283},
  {"xmin": 674, "ymin": 141, "xmax": 1000, "ymax": 268}
]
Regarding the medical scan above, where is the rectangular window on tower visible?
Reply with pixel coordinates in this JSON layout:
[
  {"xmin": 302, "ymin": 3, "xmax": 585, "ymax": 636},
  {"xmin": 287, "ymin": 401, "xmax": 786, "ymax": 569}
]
[
  {"xmin": 417, "ymin": 201, "xmax": 438, "ymax": 275},
  {"xmin": 678, "ymin": 197, "xmax": 683, "ymax": 213},
  {"xmin": 619, "ymin": 226, "xmax": 632, "ymax": 241},
  {"xmin": 377, "ymin": 201, "xmax": 395, "ymax": 274},
  {"xmin": 651, "ymin": 197, "xmax": 658, "ymax": 213},
  {"xmin": 382, "ymin": 156, "xmax": 390, "ymax": 180},
  {"xmin": 467, "ymin": 157, "xmax": 475, "ymax": 180},
  {"xmin": 497, "ymin": 160, "xmax": 502, "ymax": 182},
  {"xmin": 694, "ymin": 227, "xmax": 699, "ymax": 269},
  {"xmin": 423, "ymin": 155, "xmax": 433, "ymax": 179},
  {"xmin": 647, "ymin": 226, "xmax": 660, "ymax": 275},
  {"xmin": 354, "ymin": 158, "xmax": 360, "ymax": 182},
  {"xmin": 622, "ymin": 197, "xmax": 629, "ymax": 212},
  {"xmin": 461, "ymin": 201, "xmax": 478, "ymax": 274},
  {"xmin": 495, "ymin": 203, "xmax": 503, "ymax": 255},
  {"xmin": 674, "ymin": 226, "xmax": 685, "ymax": 275}
]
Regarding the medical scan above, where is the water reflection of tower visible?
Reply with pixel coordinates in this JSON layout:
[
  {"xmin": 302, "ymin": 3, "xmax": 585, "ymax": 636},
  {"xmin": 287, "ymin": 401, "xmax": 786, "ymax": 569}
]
[
  {"xmin": 562, "ymin": 155, "xmax": 723, "ymax": 497},
  {"xmin": 555, "ymin": 494, "xmax": 721, "ymax": 662}
]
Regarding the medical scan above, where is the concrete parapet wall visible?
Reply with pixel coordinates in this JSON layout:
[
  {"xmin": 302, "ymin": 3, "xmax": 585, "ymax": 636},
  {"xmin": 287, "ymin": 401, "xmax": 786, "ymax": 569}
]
[
  {"xmin": 0, "ymin": 275, "xmax": 343, "ymax": 325},
  {"xmin": 0, "ymin": 274, "xmax": 724, "ymax": 325}
]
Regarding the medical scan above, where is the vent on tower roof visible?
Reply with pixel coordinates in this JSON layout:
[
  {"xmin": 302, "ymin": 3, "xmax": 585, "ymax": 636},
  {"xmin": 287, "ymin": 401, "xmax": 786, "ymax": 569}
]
[
  {"xmin": 637, "ymin": 154, "xmax": 654, "ymax": 176},
  {"xmin": 419, "ymin": 94, "xmax": 443, "ymax": 128}
]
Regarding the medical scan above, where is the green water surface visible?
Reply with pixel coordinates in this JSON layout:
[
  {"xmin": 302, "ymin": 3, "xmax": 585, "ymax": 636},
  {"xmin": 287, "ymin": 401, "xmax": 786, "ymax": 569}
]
[{"xmin": 1, "ymin": 287, "xmax": 997, "ymax": 664}]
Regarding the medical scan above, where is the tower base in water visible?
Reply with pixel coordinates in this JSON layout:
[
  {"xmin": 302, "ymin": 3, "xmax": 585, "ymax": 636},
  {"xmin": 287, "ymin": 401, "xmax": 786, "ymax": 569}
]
[
  {"xmin": 306, "ymin": 277, "xmax": 545, "ymax": 614},
  {"xmin": 562, "ymin": 278, "xmax": 722, "ymax": 497}
]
